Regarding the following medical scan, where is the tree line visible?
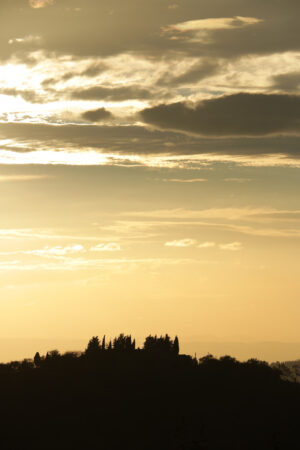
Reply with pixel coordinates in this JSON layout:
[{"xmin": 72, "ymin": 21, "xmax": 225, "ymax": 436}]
[
  {"xmin": 0, "ymin": 333, "xmax": 298, "ymax": 449},
  {"xmin": 31, "ymin": 333, "xmax": 179, "ymax": 367}
]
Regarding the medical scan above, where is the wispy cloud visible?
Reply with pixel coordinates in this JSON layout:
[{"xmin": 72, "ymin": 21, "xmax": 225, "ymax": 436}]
[
  {"xmin": 0, "ymin": 146, "xmax": 300, "ymax": 169},
  {"xmin": 165, "ymin": 238, "xmax": 196, "ymax": 247},
  {"xmin": 90, "ymin": 243, "xmax": 121, "ymax": 252},
  {"xmin": 121, "ymin": 207, "xmax": 300, "ymax": 222},
  {"xmin": 219, "ymin": 242, "xmax": 243, "ymax": 251},
  {"xmin": 223, "ymin": 178, "xmax": 252, "ymax": 183},
  {"xmin": 0, "ymin": 245, "xmax": 85, "ymax": 258},
  {"xmin": 0, "ymin": 256, "xmax": 202, "ymax": 273},
  {"xmin": 162, "ymin": 178, "xmax": 207, "ymax": 183},
  {"xmin": 29, "ymin": 0, "xmax": 54, "ymax": 9},
  {"xmin": 27, "ymin": 245, "xmax": 84, "ymax": 257},
  {"xmin": 198, "ymin": 242, "xmax": 215, "ymax": 248},
  {"xmin": 102, "ymin": 216, "xmax": 300, "ymax": 240},
  {"xmin": 0, "ymin": 228, "xmax": 119, "ymax": 242},
  {"xmin": 164, "ymin": 16, "xmax": 262, "ymax": 34},
  {"xmin": 8, "ymin": 36, "xmax": 41, "ymax": 45},
  {"xmin": 0, "ymin": 175, "xmax": 50, "ymax": 182}
]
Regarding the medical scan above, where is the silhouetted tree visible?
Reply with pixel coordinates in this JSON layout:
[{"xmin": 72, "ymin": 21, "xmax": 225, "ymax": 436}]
[
  {"xmin": 21, "ymin": 359, "xmax": 34, "ymax": 370},
  {"xmin": 85, "ymin": 336, "xmax": 100, "ymax": 356},
  {"xmin": 173, "ymin": 336, "xmax": 179, "ymax": 355},
  {"xmin": 143, "ymin": 334, "xmax": 176, "ymax": 353},
  {"xmin": 34, "ymin": 352, "xmax": 42, "ymax": 367},
  {"xmin": 46, "ymin": 349, "xmax": 60, "ymax": 360},
  {"xmin": 113, "ymin": 333, "xmax": 135, "ymax": 351}
]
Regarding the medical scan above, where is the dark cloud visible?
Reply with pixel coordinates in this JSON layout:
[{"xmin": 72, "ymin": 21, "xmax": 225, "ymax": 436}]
[
  {"xmin": 80, "ymin": 63, "xmax": 107, "ymax": 78},
  {"xmin": 272, "ymin": 72, "xmax": 300, "ymax": 92},
  {"xmin": 157, "ymin": 60, "xmax": 221, "ymax": 87},
  {"xmin": 0, "ymin": 87, "xmax": 46, "ymax": 103},
  {"xmin": 41, "ymin": 78, "xmax": 56, "ymax": 88},
  {"xmin": 42, "ymin": 64, "xmax": 107, "ymax": 87},
  {"xmin": 140, "ymin": 93, "xmax": 300, "ymax": 137},
  {"xmin": 41, "ymin": 64, "xmax": 107, "ymax": 89},
  {"xmin": 1, "ymin": 0, "xmax": 300, "ymax": 63},
  {"xmin": 70, "ymin": 85, "xmax": 155, "ymax": 101},
  {"xmin": 0, "ymin": 122, "xmax": 181, "ymax": 153},
  {"xmin": 61, "ymin": 72, "xmax": 76, "ymax": 82},
  {"xmin": 81, "ymin": 108, "xmax": 113, "ymax": 123},
  {"xmin": 1, "ymin": 121, "xmax": 300, "ymax": 157}
]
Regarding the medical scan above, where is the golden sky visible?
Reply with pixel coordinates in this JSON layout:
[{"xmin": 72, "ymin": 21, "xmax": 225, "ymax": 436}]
[{"xmin": 0, "ymin": 0, "xmax": 300, "ymax": 362}]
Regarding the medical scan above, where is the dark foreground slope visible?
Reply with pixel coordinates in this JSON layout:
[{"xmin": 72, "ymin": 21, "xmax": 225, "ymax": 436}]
[{"xmin": 0, "ymin": 335, "xmax": 299, "ymax": 450}]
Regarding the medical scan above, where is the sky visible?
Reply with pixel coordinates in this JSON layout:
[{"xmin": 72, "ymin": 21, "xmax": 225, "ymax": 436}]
[{"xmin": 0, "ymin": 0, "xmax": 300, "ymax": 362}]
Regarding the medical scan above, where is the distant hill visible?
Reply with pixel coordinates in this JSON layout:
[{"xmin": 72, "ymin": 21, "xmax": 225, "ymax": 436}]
[
  {"xmin": 273, "ymin": 359, "xmax": 300, "ymax": 383},
  {"xmin": 0, "ymin": 334, "xmax": 299, "ymax": 449}
]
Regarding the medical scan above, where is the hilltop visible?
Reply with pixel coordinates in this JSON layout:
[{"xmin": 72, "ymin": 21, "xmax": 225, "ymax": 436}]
[{"xmin": 0, "ymin": 334, "xmax": 298, "ymax": 449}]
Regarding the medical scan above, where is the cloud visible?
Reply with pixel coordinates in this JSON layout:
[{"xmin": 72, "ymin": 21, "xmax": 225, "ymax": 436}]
[
  {"xmin": 219, "ymin": 242, "xmax": 243, "ymax": 251},
  {"xmin": 0, "ymin": 174, "xmax": 50, "ymax": 182},
  {"xmin": 198, "ymin": 242, "xmax": 215, "ymax": 248},
  {"xmin": 29, "ymin": 0, "xmax": 54, "ymax": 8},
  {"xmin": 115, "ymin": 208, "xmax": 300, "ymax": 238},
  {"xmin": 163, "ymin": 178, "xmax": 207, "ymax": 183},
  {"xmin": 2, "ymin": 121, "xmax": 300, "ymax": 163},
  {"xmin": 8, "ymin": 35, "xmax": 41, "ymax": 45},
  {"xmin": 90, "ymin": 243, "xmax": 121, "ymax": 252},
  {"xmin": 165, "ymin": 238, "xmax": 196, "ymax": 247},
  {"xmin": 123, "ymin": 207, "xmax": 293, "ymax": 221},
  {"xmin": 0, "ymin": 149, "xmax": 116, "ymax": 167},
  {"xmin": 0, "ymin": 146, "xmax": 300, "ymax": 169},
  {"xmin": 80, "ymin": 63, "xmax": 107, "ymax": 78},
  {"xmin": 223, "ymin": 178, "xmax": 252, "ymax": 183},
  {"xmin": 71, "ymin": 85, "xmax": 154, "ymax": 102},
  {"xmin": 27, "ymin": 244, "xmax": 84, "ymax": 257},
  {"xmin": 0, "ymin": 229, "xmax": 112, "ymax": 242},
  {"xmin": 157, "ymin": 60, "xmax": 220, "ymax": 87},
  {"xmin": 41, "ymin": 63, "xmax": 107, "ymax": 87},
  {"xmin": 0, "ymin": 0, "xmax": 298, "ymax": 65},
  {"xmin": 272, "ymin": 72, "xmax": 300, "ymax": 92},
  {"xmin": 0, "ymin": 87, "xmax": 45, "ymax": 104},
  {"xmin": 163, "ymin": 16, "xmax": 261, "ymax": 38},
  {"xmin": 140, "ymin": 93, "xmax": 300, "ymax": 137},
  {"xmin": 0, "ymin": 256, "xmax": 201, "ymax": 273},
  {"xmin": 81, "ymin": 108, "xmax": 113, "ymax": 123}
]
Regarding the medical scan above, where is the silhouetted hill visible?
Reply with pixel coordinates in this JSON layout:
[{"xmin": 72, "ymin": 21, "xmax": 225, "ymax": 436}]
[{"xmin": 0, "ymin": 334, "xmax": 299, "ymax": 449}]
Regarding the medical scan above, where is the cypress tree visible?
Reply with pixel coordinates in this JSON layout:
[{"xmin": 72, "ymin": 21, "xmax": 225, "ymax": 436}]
[
  {"xmin": 173, "ymin": 336, "xmax": 179, "ymax": 355},
  {"xmin": 34, "ymin": 352, "xmax": 42, "ymax": 367}
]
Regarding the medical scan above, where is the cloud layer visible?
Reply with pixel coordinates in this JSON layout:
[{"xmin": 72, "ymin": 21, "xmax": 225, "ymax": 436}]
[
  {"xmin": 1, "ymin": 0, "xmax": 300, "ymax": 164},
  {"xmin": 0, "ymin": 0, "xmax": 298, "ymax": 62},
  {"xmin": 140, "ymin": 94, "xmax": 300, "ymax": 137}
]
